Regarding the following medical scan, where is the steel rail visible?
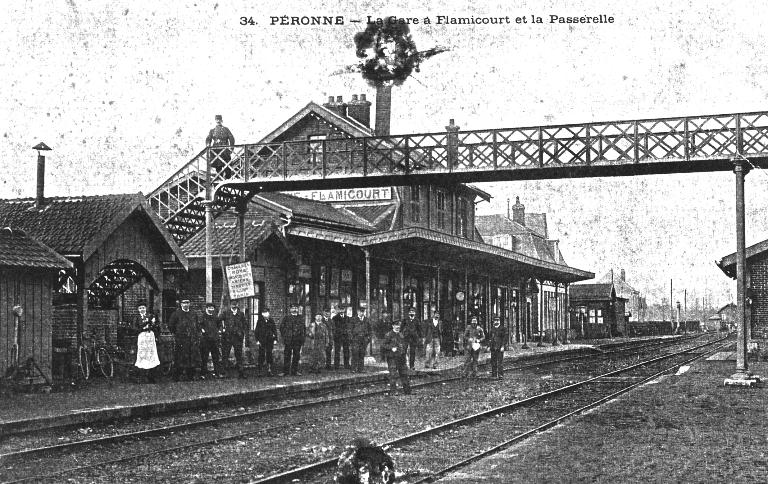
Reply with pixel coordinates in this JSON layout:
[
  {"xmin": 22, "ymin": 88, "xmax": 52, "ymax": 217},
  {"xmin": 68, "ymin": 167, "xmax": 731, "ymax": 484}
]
[
  {"xmin": 410, "ymin": 341, "xmax": 730, "ymax": 483},
  {"xmin": 0, "ymin": 336, "xmax": 706, "ymax": 484},
  {"xmin": 249, "ymin": 335, "xmax": 727, "ymax": 483},
  {"xmin": 0, "ymin": 335, "xmax": 692, "ymax": 465}
]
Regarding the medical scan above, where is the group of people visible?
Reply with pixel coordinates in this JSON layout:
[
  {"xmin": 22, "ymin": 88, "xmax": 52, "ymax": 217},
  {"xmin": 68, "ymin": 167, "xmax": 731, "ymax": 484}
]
[
  {"xmin": 284, "ymin": 303, "xmax": 374, "ymax": 376},
  {"xmin": 130, "ymin": 296, "xmax": 511, "ymax": 390}
]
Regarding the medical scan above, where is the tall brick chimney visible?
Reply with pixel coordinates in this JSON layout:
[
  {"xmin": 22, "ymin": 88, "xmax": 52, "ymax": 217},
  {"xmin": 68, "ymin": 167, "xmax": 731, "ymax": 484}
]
[
  {"xmin": 511, "ymin": 196, "xmax": 525, "ymax": 226},
  {"xmin": 374, "ymin": 84, "xmax": 392, "ymax": 136},
  {"xmin": 347, "ymin": 94, "xmax": 372, "ymax": 128},
  {"xmin": 620, "ymin": 269, "xmax": 626, "ymax": 282},
  {"xmin": 323, "ymin": 95, "xmax": 347, "ymax": 117}
]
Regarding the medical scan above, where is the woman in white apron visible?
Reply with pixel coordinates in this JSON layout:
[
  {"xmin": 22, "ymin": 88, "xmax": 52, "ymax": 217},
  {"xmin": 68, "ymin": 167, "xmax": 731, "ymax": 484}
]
[{"xmin": 133, "ymin": 300, "xmax": 161, "ymax": 383}]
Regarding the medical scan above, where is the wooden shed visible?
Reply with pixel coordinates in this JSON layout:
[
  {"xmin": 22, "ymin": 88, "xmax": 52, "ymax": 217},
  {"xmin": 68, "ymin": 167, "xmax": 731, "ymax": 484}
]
[
  {"xmin": 0, "ymin": 194, "xmax": 187, "ymax": 378},
  {"xmin": 0, "ymin": 227, "xmax": 72, "ymax": 383}
]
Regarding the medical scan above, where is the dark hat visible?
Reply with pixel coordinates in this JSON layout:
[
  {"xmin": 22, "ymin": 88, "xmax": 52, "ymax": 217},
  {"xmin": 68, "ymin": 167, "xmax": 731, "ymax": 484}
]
[
  {"xmin": 230, "ymin": 299, "xmax": 240, "ymax": 306},
  {"xmin": 180, "ymin": 297, "xmax": 191, "ymax": 303},
  {"xmin": 289, "ymin": 302, "xmax": 300, "ymax": 308},
  {"xmin": 493, "ymin": 315, "xmax": 501, "ymax": 320},
  {"xmin": 261, "ymin": 307, "xmax": 270, "ymax": 313},
  {"xmin": 408, "ymin": 307, "xmax": 416, "ymax": 314},
  {"xmin": 136, "ymin": 299, "xmax": 148, "ymax": 307},
  {"xmin": 205, "ymin": 302, "xmax": 215, "ymax": 308},
  {"xmin": 215, "ymin": 114, "xmax": 223, "ymax": 121},
  {"xmin": 392, "ymin": 320, "xmax": 401, "ymax": 325},
  {"xmin": 322, "ymin": 306, "xmax": 331, "ymax": 312}
]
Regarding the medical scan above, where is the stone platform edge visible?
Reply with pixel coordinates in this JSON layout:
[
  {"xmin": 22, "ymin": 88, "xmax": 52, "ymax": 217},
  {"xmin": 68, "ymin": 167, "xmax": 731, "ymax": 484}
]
[{"xmin": 0, "ymin": 344, "xmax": 602, "ymax": 436}]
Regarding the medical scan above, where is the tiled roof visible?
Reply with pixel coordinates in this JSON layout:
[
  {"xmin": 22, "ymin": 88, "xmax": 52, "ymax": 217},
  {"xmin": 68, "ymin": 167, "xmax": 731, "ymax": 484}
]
[
  {"xmin": 476, "ymin": 214, "xmax": 561, "ymax": 264},
  {"xmin": 259, "ymin": 101, "xmax": 374, "ymax": 144},
  {"xmin": 0, "ymin": 193, "xmax": 188, "ymax": 266},
  {"xmin": 596, "ymin": 271, "xmax": 640, "ymax": 298},
  {"xmin": 288, "ymin": 225, "xmax": 593, "ymax": 282},
  {"xmin": 0, "ymin": 227, "xmax": 72, "ymax": 269},
  {"xmin": 718, "ymin": 238, "xmax": 768, "ymax": 278},
  {"xmin": 182, "ymin": 217, "xmax": 295, "ymax": 259},
  {"xmin": 525, "ymin": 213, "xmax": 548, "ymax": 238},
  {"xmin": 258, "ymin": 192, "xmax": 374, "ymax": 232},
  {"xmin": 0, "ymin": 194, "xmax": 142, "ymax": 255},
  {"xmin": 570, "ymin": 283, "xmax": 616, "ymax": 302}
]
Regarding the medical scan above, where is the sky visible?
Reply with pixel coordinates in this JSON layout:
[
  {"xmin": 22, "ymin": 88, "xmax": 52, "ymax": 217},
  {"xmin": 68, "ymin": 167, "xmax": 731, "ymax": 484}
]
[{"xmin": 3, "ymin": 0, "xmax": 768, "ymax": 308}]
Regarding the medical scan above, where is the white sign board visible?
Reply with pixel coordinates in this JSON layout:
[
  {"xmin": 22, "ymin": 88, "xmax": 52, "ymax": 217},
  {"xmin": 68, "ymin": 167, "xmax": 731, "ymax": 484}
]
[
  {"xmin": 226, "ymin": 262, "xmax": 255, "ymax": 299},
  {"xmin": 284, "ymin": 187, "xmax": 392, "ymax": 202}
]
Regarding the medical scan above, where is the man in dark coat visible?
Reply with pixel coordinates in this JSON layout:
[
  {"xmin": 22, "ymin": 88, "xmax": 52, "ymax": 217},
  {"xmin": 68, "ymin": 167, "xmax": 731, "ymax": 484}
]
[
  {"xmin": 205, "ymin": 114, "xmax": 235, "ymax": 176},
  {"xmin": 332, "ymin": 305, "xmax": 350, "ymax": 370},
  {"xmin": 168, "ymin": 298, "xmax": 202, "ymax": 381},
  {"xmin": 488, "ymin": 315, "xmax": 509, "ymax": 379},
  {"xmin": 199, "ymin": 302, "xmax": 223, "ymax": 379},
  {"xmin": 422, "ymin": 314, "xmax": 443, "ymax": 369},
  {"xmin": 349, "ymin": 305, "xmax": 372, "ymax": 373},
  {"xmin": 254, "ymin": 307, "xmax": 278, "ymax": 376},
  {"xmin": 322, "ymin": 307, "xmax": 334, "ymax": 370},
  {"xmin": 401, "ymin": 307, "xmax": 422, "ymax": 371},
  {"xmin": 221, "ymin": 299, "xmax": 248, "ymax": 378},
  {"xmin": 280, "ymin": 303, "xmax": 305, "ymax": 376},
  {"xmin": 380, "ymin": 320, "xmax": 411, "ymax": 395}
]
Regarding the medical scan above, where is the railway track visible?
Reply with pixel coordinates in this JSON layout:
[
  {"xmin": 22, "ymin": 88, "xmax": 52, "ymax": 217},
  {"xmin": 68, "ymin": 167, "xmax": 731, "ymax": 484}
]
[
  {"xmin": 252, "ymin": 335, "xmax": 727, "ymax": 483},
  {"xmin": 0, "ymin": 335, "xmax": 710, "ymax": 483}
]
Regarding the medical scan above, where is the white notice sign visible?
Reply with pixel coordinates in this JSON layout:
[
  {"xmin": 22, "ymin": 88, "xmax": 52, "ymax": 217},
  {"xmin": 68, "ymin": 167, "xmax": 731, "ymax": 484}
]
[{"xmin": 226, "ymin": 262, "xmax": 255, "ymax": 299}]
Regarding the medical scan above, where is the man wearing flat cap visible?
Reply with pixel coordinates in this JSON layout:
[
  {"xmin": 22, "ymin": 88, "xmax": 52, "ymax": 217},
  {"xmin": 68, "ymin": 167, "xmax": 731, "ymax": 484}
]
[
  {"xmin": 168, "ymin": 297, "xmax": 202, "ymax": 381},
  {"xmin": 280, "ymin": 303, "xmax": 305, "ymax": 376},
  {"xmin": 221, "ymin": 299, "xmax": 248, "ymax": 379},
  {"xmin": 349, "ymin": 304, "xmax": 372, "ymax": 373},
  {"xmin": 332, "ymin": 305, "xmax": 351, "ymax": 370},
  {"xmin": 254, "ymin": 307, "xmax": 278, "ymax": 376},
  {"xmin": 199, "ymin": 302, "xmax": 223, "ymax": 379},
  {"xmin": 205, "ymin": 114, "xmax": 235, "ymax": 177}
]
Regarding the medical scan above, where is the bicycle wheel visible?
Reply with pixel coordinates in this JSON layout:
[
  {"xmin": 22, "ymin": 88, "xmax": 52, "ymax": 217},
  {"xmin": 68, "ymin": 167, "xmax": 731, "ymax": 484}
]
[
  {"xmin": 96, "ymin": 347, "xmax": 114, "ymax": 378},
  {"xmin": 78, "ymin": 345, "xmax": 91, "ymax": 380}
]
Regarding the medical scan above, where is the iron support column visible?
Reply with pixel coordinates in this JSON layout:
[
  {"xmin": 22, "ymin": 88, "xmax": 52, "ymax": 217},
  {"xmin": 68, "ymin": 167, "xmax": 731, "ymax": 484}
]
[
  {"xmin": 205, "ymin": 151, "xmax": 214, "ymax": 304},
  {"xmin": 562, "ymin": 283, "xmax": 570, "ymax": 344},
  {"xmin": 732, "ymin": 158, "xmax": 750, "ymax": 379},
  {"xmin": 552, "ymin": 283, "xmax": 560, "ymax": 346}
]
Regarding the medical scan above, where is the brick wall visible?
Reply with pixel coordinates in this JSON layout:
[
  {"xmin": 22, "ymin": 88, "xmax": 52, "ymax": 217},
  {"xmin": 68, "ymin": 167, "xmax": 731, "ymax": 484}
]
[
  {"xmin": 750, "ymin": 254, "xmax": 768, "ymax": 339},
  {"xmin": 52, "ymin": 303, "xmax": 78, "ymax": 347}
]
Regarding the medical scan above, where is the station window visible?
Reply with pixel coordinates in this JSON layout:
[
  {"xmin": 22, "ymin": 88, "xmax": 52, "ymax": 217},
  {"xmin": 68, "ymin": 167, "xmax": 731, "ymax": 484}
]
[
  {"xmin": 436, "ymin": 190, "xmax": 447, "ymax": 229},
  {"xmin": 307, "ymin": 134, "xmax": 325, "ymax": 153},
  {"xmin": 410, "ymin": 186, "xmax": 421, "ymax": 223},
  {"xmin": 457, "ymin": 198, "xmax": 469, "ymax": 237}
]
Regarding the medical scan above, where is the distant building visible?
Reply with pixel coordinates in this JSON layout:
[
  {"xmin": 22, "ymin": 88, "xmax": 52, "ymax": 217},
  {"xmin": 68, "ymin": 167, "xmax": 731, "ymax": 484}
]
[
  {"xmin": 476, "ymin": 197, "xmax": 582, "ymax": 340},
  {"xmin": 569, "ymin": 283, "xmax": 628, "ymax": 338},
  {"xmin": 717, "ymin": 239, "xmax": 768, "ymax": 340},
  {"xmin": 596, "ymin": 269, "xmax": 646, "ymax": 322}
]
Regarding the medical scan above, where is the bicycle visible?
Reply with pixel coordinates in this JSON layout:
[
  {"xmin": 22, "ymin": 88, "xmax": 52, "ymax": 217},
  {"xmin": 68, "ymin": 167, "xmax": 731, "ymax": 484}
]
[{"xmin": 77, "ymin": 327, "xmax": 115, "ymax": 380}]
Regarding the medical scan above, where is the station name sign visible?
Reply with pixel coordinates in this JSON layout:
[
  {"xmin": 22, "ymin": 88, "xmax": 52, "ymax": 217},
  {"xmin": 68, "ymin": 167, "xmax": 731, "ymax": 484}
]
[{"xmin": 285, "ymin": 187, "xmax": 392, "ymax": 202}]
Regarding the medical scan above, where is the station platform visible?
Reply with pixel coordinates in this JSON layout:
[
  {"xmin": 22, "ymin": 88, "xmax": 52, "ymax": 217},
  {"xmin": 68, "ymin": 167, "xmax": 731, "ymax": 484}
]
[{"xmin": 0, "ymin": 339, "xmax": 604, "ymax": 436}]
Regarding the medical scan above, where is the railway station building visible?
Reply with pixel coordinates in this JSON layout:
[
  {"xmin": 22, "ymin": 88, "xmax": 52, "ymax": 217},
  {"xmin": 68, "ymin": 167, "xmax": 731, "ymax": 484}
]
[
  {"xmin": 164, "ymin": 95, "xmax": 593, "ymax": 345},
  {"xmin": 718, "ymin": 240, "xmax": 768, "ymax": 341},
  {"xmin": 569, "ymin": 283, "xmax": 628, "ymax": 338}
]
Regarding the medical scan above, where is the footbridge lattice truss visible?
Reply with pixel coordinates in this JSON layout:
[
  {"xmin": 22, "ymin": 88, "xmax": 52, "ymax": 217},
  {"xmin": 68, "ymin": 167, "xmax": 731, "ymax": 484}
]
[{"xmin": 148, "ymin": 111, "xmax": 768, "ymax": 243}]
